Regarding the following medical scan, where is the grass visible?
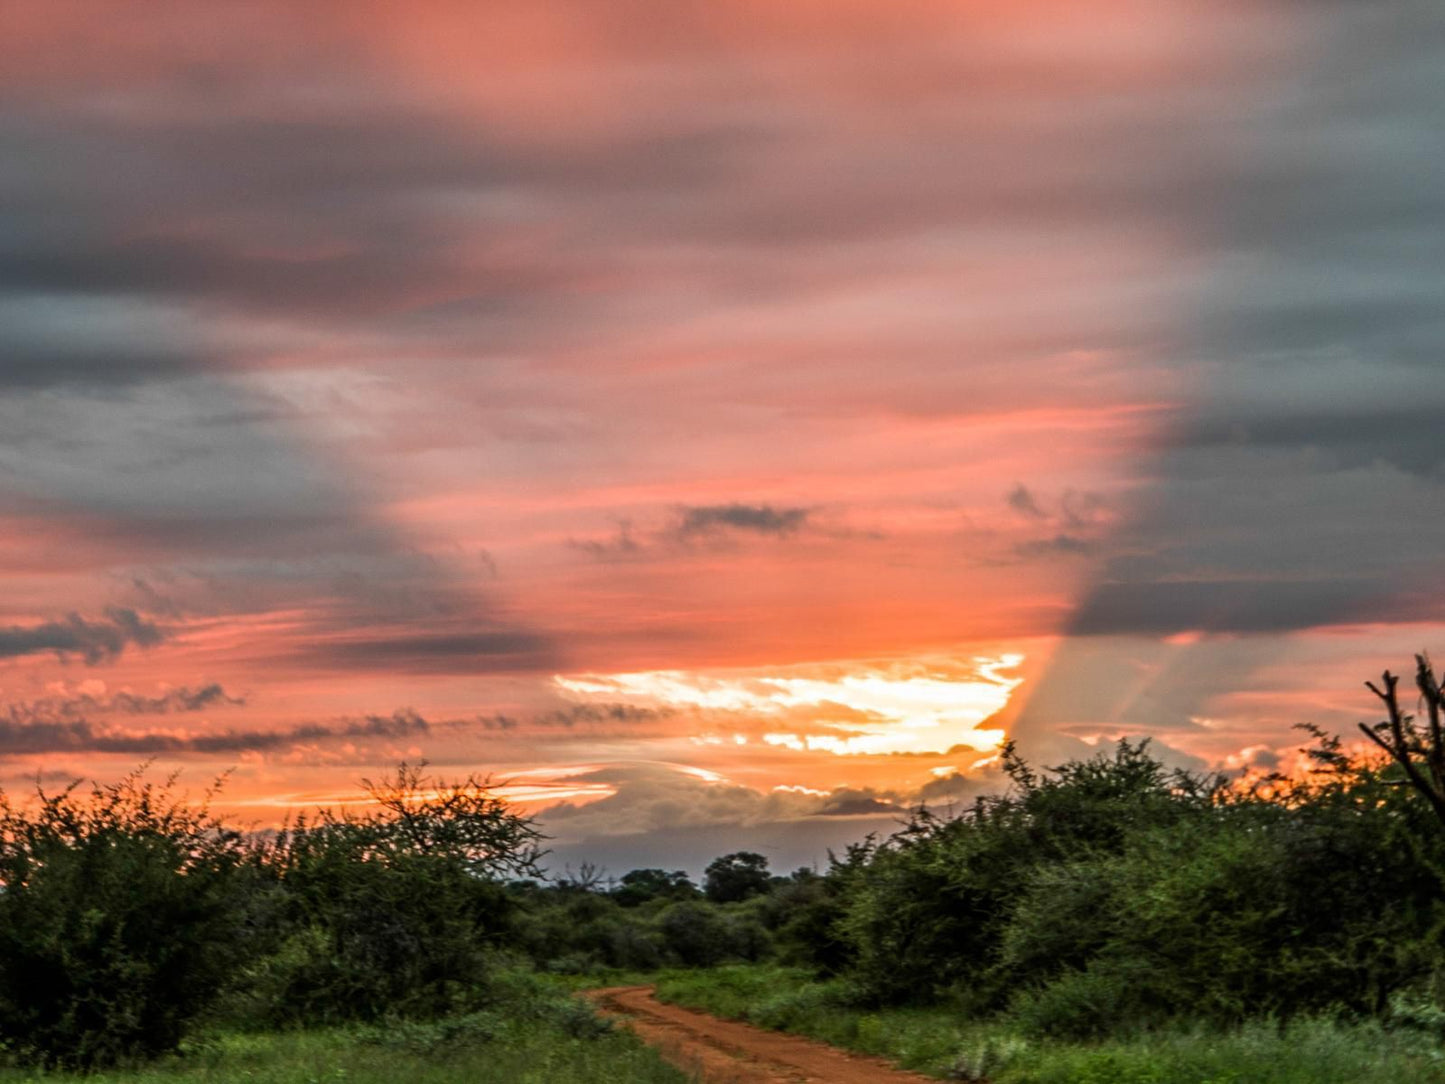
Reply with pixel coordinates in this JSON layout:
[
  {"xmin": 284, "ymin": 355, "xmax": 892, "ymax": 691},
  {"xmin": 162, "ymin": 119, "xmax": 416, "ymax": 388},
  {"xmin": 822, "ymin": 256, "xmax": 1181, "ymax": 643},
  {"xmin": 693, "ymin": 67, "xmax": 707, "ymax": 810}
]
[
  {"xmin": 0, "ymin": 987, "xmax": 690, "ymax": 1084},
  {"xmin": 654, "ymin": 964, "xmax": 1445, "ymax": 1084}
]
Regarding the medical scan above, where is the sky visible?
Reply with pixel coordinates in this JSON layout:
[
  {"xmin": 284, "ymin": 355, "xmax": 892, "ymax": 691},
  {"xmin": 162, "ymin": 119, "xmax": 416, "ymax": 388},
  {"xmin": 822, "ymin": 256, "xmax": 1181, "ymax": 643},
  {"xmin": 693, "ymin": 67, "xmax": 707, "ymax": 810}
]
[{"xmin": 2, "ymin": 1, "xmax": 1443, "ymax": 877}]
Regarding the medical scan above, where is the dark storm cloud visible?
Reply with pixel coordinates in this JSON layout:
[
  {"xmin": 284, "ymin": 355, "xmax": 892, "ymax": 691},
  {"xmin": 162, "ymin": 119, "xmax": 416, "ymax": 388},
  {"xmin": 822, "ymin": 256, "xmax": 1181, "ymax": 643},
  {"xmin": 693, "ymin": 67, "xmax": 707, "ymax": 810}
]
[
  {"xmin": 1177, "ymin": 407, "xmax": 1445, "ymax": 479},
  {"xmin": 0, "ymin": 707, "xmax": 430, "ymax": 758},
  {"xmin": 1047, "ymin": 1, "xmax": 1445, "ymax": 640},
  {"xmin": 1071, "ymin": 579, "xmax": 1397, "ymax": 637},
  {"xmin": 0, "ymin": 609, "xmax": 162, "ymax": 665},
  {"xmin": 675, "ymin": 504, "xmax": 812, "ymax": 538}
]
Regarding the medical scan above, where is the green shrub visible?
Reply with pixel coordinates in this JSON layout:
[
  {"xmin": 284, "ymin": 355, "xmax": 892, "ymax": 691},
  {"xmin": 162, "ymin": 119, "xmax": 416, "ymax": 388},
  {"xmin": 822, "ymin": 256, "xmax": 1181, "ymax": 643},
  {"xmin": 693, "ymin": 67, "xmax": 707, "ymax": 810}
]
[
  {"xmin": 0, "ymin": 769, "xmax": 250, "ymax": 1068},
  {"xmin": 1010, "ymin": 960, "xmax": 1161, "ymax": 1041},
  {"xmin": 243, "ymin": 763, "xmax": 543, "ymax": 1026}
]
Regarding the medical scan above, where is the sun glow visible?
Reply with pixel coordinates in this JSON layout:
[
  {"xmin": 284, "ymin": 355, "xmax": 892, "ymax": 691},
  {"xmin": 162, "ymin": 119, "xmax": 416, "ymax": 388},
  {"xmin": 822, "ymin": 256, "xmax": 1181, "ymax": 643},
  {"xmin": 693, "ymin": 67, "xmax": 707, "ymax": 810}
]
[{"xmin": 553, "ymin": 654, "xmax": 1023, "ymax": 756}]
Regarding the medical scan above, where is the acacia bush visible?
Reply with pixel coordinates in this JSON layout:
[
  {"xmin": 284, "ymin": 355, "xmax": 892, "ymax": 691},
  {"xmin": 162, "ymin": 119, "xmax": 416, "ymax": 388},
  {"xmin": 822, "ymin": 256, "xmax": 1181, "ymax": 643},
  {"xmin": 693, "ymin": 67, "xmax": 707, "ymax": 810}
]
[
  {"xmin": 0, "ymin": 769, "xmax": 250, "ymax": 1068},
  {"xmin": 245, "ymin": 763, "xmax": 543, "ymax": 1025}
]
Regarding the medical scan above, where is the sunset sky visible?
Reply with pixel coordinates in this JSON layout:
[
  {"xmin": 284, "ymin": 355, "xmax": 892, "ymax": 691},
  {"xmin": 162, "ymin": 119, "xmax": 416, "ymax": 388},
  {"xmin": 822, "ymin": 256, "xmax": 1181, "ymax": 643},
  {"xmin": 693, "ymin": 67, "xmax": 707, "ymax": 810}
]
[{"xmin": 3, "ymin": 1, "xmax": 1443, "ymax": 875}]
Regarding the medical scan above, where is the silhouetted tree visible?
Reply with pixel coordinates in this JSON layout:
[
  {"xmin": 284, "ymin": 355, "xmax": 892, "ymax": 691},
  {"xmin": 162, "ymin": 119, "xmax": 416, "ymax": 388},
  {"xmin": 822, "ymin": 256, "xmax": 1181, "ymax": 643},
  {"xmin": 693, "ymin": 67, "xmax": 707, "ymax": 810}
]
[{"xmin": 1359, "ymin": 654, "xmax": 1445, "ymax": 829}]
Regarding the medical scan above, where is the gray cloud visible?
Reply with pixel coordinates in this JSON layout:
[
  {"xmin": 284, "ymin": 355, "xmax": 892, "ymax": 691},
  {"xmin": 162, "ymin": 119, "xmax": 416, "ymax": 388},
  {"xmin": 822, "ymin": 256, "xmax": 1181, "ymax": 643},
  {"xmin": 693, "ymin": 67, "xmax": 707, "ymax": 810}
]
[
  {"xmin": 1017, "ymin": 534, "xmax": 1095, "ymax": 559},
  {"xmin": 675, "ymin": 504, "xmax": 811, "ymax": 539},
  {"xmin": 1009, "ymin": 486, "xmax": 1109, "ymax": 561},
  {"xmin": 1007, "ymin": 484, "xmax": 1047, "ymax": 519},
  {"xmin": 538, "ymin": 764, "xmax": 914, "ymax": 842},
  {"xmin": 1014, "ymin": 2, "xmax": 1445, "ymax": 763},
  {"xmin": 1070, "ymin": 579, "xmax": 1404, "ymax": 638},
  {"xmin": 567, "ymin": 520, "xmax": 644, "ymax": 562},
  {"xmin": 473, "ymin": 702, "xmax": 674, "ymax": 732},
  {"xmin": 0, "ymin": 609, "xmax": 163, "ymax": 665},
  {"xmin": 817, "ymin": 789, "xmax": 903, "ymax": 817},
  {"xmin": 1177, "ymin": 407, "xmax": 1445, "ymax": 480},
  {"xmin": 0, "ymin": 708, "xmax": 429, "ymax": 758},
  {"xmin": 570, "ymin": 505, "xmax": 816, "ymax": 562},
  {"xmin": 2, "ymin": 683, "xmax": 243, "ymax": 727},
  {"xmin": 299, "ymin": 627, "xmax": 557, "ymax": 675}
]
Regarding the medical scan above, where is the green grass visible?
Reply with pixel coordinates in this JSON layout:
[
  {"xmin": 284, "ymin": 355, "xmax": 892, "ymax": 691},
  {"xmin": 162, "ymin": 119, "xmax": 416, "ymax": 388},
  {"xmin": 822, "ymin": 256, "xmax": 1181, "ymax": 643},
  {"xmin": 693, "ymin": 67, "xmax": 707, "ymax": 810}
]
[
  {"xmin": 654, "ymin": 964, "xmax": 1445, "ymax": 1084},
  {"xmin": 0, "ymin": 1005, "xmax": 689, "ymax": 1084}
]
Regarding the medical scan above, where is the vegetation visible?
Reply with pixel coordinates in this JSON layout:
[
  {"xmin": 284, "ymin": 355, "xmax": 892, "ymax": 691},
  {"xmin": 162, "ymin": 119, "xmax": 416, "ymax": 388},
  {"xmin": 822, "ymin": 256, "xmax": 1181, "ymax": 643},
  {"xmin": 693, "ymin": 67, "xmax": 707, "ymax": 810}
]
[
  {"xmin": 0, "ymin": 769, "xmax": 251, "ymax": 1069},
  {"xmin": 0, "ymin": 992, "xmax": 686, "ymax": 1084},
  {"xmin": 2, "ymin": 657, "xmax": 1445, "ymax": 1081},
  {"xmin": 653, "ymin": 965, "xmax": 1445, "ymax": 1082}
]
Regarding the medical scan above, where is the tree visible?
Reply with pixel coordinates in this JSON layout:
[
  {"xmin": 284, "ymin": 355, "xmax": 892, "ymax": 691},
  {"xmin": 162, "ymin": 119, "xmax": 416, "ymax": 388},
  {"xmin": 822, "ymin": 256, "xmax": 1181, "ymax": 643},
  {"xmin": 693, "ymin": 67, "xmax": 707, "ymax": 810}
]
[
  {"xmin": 1358, "ymin": 654, "xmax": 1445, "ymax": 829},
  {"xmin": 703, "ymin": 851, "xmax": 771, "ymax": 903},
  {"xmin": 614, "ymin": 868, "xmax": 698, "ymax": 907},
  {"xmin": 342, "ymin": 761, "xmax": 547, "ymax": 877},
  {"xmin": 254, "ymin": 762, "xmax": 545, "ymax": 1023}
]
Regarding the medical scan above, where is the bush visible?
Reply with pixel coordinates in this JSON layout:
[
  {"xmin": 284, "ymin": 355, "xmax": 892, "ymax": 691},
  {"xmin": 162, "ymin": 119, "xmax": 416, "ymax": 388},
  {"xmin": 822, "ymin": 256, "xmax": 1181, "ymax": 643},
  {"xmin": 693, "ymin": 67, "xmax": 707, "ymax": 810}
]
[
  {"xmin": 248, "ymin": 764, "xmax": 541, "ymax": 1025},
  {"xmin": 830, "ymin": 740, "xmax": 1224, "ymax": 1008},
  {"xmin": 0, "ymin": 769, "xmax": 250, "ymax": 1068},
  {"xmin": 1010, "ymin": 960, "xmax": 1161, "ymax": 1041},
  {"xmin": 658, "ymin": 901, "xmax": 771, "ymax": 966}
]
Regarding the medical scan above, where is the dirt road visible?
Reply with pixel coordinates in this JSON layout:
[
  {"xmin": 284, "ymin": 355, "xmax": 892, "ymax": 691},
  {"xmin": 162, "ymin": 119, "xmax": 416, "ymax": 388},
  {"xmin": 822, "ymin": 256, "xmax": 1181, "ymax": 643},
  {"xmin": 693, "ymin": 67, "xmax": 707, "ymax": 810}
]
[{"xmin": 587, "ymin": 985, "xmax": 939, "ymax": 1084}]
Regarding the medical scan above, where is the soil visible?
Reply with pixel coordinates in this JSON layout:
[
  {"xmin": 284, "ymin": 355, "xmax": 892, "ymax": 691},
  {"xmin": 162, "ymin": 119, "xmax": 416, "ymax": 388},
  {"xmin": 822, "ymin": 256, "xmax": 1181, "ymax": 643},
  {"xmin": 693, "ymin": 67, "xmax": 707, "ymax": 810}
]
[{"xmin": 586, "ymin": 985, "xmax": 940, "ymax": 1084}]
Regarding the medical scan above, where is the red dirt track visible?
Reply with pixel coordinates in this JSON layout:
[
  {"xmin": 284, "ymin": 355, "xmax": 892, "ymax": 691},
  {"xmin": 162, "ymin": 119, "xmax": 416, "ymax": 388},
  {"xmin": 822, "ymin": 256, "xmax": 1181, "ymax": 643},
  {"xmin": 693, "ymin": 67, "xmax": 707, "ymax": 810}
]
[{"xmin": 587, "ymin": 985, "xmax": 938, "ymax": 1084}]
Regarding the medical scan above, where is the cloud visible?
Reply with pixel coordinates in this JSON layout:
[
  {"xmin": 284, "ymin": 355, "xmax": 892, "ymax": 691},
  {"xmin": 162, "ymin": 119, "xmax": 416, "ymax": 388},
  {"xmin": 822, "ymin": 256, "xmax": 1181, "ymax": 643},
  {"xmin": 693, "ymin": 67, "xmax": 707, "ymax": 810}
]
[
  {"xmin": 2, "ymin": 683, "xmax": 243, "ymax": 726},
  {"xmin": 1177, "ymin": 406, "xmax": 1445, "ymax": 480},
  {"xmin": 675, "ymin": 504, "xmax": 812, "ymax": 539},
  {"xmin": 0, "ymin": 609, "xmax": 163, "ymax": 665},
  {"xmin": 2, "ymin": 0, "xmax": 1443, "ymax": 799},
  {"xmin": 473, "ymin": 702, "xmax": 675, "ymax": 732},
  {"xmin": 569, "ymin": 505, "xmax": 817, "ymax": 562},
  {"xmin": 817, "ymin": 788, "xmax": 903, "ymax": 816},
  {"xmin": 299, "ymin": 627, "xmax": 556, "ymax": 675},
  {"xmin": 0, "ymin": 707, "xmax": 430, "ymax": 758},
  {"xmin": 1022, "ymin": 1, "xmax": 1445, "ymax": 747},
  {"xmin": 1008, "ymin": 485, "xmax": 1110, "ymax": 561},
  {"xmin": 1017, "ymin": 534, "xmax": 1095, "ymax": 559},
  {"xmin": 1007, "ymin": 484, "xmax": 1047, "ymax": 519},
  {"xmin": 567, "ymin": 520, "xmax": 643, "ymax": 561},
  {"xmin": 539, "ymin": 763, "xmax": 910, "ymax": 839}
]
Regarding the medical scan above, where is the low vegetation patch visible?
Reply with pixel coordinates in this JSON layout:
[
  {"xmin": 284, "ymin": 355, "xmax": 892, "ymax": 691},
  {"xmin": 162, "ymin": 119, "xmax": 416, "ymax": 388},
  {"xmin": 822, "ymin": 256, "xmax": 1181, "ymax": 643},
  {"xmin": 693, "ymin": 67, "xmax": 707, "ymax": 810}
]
[{"xmin": 0, "ymin": 1008, "xmax": 686, "ymax": 1084}]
